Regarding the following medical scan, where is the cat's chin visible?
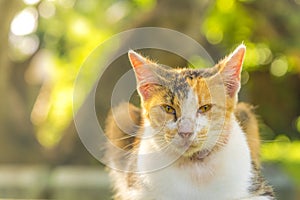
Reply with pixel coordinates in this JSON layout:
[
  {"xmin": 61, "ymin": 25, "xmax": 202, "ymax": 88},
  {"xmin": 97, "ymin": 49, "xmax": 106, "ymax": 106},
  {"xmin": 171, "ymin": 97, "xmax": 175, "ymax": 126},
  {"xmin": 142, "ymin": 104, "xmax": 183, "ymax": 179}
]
[
  {"xmin": 169, "ymin": 139, "xmax": 213, "ymax": 160},
  {"xmin": 176, "ymin": 147, "xmax": 212, "ymax": 160},
  {"xmin": 171, "ymin": 145, "xmax": 212, "ymax": 160},
  {"xmin": 189, "ymin": 149, "xmax": 211, "ymax": 160}
]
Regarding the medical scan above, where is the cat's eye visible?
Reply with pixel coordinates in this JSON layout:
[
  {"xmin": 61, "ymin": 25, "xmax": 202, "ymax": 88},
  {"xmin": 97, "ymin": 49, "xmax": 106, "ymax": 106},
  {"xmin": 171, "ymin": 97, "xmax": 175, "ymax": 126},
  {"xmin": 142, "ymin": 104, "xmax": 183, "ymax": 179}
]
[
  {"xmin": 198, "ymin": 104, "xmax": 212, "ymax": 114},
  {"xmin": 162, "ymin": 104, "xmax": 176, "ymax": 115}
]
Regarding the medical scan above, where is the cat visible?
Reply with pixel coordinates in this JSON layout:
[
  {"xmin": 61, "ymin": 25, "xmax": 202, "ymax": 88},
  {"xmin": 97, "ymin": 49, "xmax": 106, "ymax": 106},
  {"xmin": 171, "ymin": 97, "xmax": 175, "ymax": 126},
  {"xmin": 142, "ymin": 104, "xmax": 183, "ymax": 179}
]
[{"xmin": 105, "ymin": 44, "xmax": 274, "ymax": 200}]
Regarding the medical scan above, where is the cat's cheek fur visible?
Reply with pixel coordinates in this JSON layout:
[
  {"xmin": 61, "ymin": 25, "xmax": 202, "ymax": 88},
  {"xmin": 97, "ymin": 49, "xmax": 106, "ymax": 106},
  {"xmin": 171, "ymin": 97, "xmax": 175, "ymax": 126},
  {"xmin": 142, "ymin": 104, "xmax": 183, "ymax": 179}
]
[
  {"xmin": 193, "ymin": 115, "xmax": 209, "ymax": 150},
  {"xmin": 165, "ymin": 121, "xmax": 177, "ymax": 130},
  {"xmin": 194, "ymin": 115, "xmax": 209, "ymax": 135},
  {"xmin": 148, "ymin": 105, "xmax": 170, "ymax": 129},
  {"xmin": 164, "ymin": 121, "xmax": 177, "ymax": 142}
]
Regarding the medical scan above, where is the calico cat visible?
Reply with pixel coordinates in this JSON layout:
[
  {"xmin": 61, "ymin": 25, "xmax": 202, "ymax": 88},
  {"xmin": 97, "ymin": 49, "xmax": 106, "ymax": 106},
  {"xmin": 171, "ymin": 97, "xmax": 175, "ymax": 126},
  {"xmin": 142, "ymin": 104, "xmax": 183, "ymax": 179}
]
[{"xmin": 105, "ymin": 44, "xmax": 274, "ymax": 200}]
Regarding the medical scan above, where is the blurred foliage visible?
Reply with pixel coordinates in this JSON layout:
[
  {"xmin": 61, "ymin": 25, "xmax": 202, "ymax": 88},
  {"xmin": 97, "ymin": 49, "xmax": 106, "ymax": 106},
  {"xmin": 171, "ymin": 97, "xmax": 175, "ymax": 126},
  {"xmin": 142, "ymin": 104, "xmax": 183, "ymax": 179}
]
[
  {"xmin": 11, "ymin": 0, "xmax": 156, "ymax": 148},
  {"xmin": 261, "ymin": 135, "xmax": 300, "ymax": 186},
  {"xmin": 0, "ymin": 0, "xmax": 299, "ymax": 198},
  {"xmin": 5, "ymin": 0, "xmax": 300, "ymax": 163}
]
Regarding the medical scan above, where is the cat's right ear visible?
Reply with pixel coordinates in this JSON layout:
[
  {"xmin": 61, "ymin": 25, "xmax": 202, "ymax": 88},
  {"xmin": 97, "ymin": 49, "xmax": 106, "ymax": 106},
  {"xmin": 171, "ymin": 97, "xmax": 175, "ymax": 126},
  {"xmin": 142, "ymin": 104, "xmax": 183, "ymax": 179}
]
[{"xmin": 128, "ymin": 50, "xmax": 159, "ymax": 100}]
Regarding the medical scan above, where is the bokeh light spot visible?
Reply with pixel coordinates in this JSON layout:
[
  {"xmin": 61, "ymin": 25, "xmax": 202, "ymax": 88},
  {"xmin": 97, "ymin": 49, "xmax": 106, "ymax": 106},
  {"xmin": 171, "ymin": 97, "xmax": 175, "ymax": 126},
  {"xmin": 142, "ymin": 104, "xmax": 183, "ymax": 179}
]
[
  {"xmin": 23, "ymin": 0, "xmax": 40, "ymax": 5},
  {"xmin": 241, "ymin": 71, "xmax": 249, "ymax": 85},
  {"xmin": 25, "ymin": 49, "xmax": 54, "ymax": 85},
  {"xmin": 11, "ymin": 7, "xmax": 38, "ymax": 36},
  {"xmin": 270, "ymin": 57, "xmax": 288, "ymax": 77},
  {"xmin": 57, "ymin": 0, "xmax": 76, "ymax": 8},
  {"xmin": 205, "ymin": 27, "xmax": 223, "ymax": 44},
  {"xmin": 37, "ymin": 128, "xmax": 62, "ymax": 148},
  {"xmin": 70, "ymin": 18, "xmax": 90, "ymax": 37},
  {"xmin": 38, "ymin": 0, "xmax": 56, "ymax": 19},
  {"xmin": 9, "ymin": 34, "xmax": 40, "ymax": 61},
  {"xmin": 31, "ymin": 84, "xmax": 51, "ymax": 125},
  {"xmin": 106, "ymin": 1, "xmax": 129, "ymax": 23},
  {"xmin": 217, "ymin": 0, "xmax": 235, "ymax": 12},
  {"xmin": 257, "ymin": 45, "xmax": 273, "ymax": 65}
]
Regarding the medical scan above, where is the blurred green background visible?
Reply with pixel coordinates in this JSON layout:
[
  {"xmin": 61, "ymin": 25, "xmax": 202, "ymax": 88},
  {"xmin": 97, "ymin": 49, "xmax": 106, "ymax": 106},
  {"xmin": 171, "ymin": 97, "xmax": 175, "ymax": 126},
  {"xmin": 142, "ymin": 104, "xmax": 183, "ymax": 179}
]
[{"xmin": 0, "ymin": 0, "xmax": 300, "ymax": 199}]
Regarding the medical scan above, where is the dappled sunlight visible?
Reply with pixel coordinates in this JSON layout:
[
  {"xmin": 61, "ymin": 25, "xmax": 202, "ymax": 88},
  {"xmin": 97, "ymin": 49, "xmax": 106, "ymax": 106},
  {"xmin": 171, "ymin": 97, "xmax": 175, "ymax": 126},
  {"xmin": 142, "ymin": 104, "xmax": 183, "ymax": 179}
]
[
  {"xmin": 37, "ymin": 87, "xmax": 73, "ymax": 148},
  {"xmin": 31, "ymin": 84, "xmax": 51, "ymax": 125},
  {"xmin": 25, "ymin": 49, "xmax": 54, "ymax": 84},
  {"xmin": 261, "ymin": 135, "xmax": 300, "ymax": 163},
  {"xmin": 10, "ymin": 7, "xmax": 38, "ymax": 36},
  {"xmin": 205, "ymin": 26, "xmax": 223, "ymax": 45},
  {"xmin": 270, "ymin": 56, "xmax": 289, "ymax": 77},
  {"xmin": 9, "ymin": 34, "xmax": 40, "ymax": 61},
  {"xmin": 3, "ymin": 0, "xmax": 300, "ymax": 161},
  {"xmin": 69, "ymin": 17, "xmax": 91, "ymax": 38},
  {"xmin": 38, "ymin": 0, "xmax": 56, "ymax": 19},
  {"xmin": 1, "ymin": 0, "xmax": 300, "ymax": 198},
  {"xmin": 261, "ymin": 135, "xmax": 300, "ymax": 187},
  {"xmin": 296, "ymin": 116, "xmax": 300, "ymax": 133},
  {"xmin": 216, "ymin": 0, "xmax": 236, "ymax": 13},
  {"xmin": 12, "ymin": 0, "xmax": 155, "ymax": 148},
  {"xmin": 106, "ymin": 1, "xmax": 129, "ymax": 23},
  {"xmin": 9, "ymin": 7, "xmax": 39, "ymax": 61},
  {"xmin": 23, "ymin": 0, "xmax": 41, "ymax": 5},
  {"xmin": 243, "ymin": 43, "xmax": 273, "ymax": 70},
  {"xmin": 5, "ymin": 0, "xmax": 299, "ymax": 152}
]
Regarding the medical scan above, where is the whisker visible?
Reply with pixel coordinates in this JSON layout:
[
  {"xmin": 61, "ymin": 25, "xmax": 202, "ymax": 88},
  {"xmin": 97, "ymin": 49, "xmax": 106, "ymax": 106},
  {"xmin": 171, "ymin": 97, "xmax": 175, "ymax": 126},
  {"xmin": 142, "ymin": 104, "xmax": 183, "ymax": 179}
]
[
  {"xmin": 110, "ymin": 135, "xmax": 136, "ymax": 142},
  {"xmin": 122, "ymin": 140, "xmax": 140, "ymax": 150},
  {"xmin": 245, "ymin": 138, "xmax": 278, "ymax": 143}
]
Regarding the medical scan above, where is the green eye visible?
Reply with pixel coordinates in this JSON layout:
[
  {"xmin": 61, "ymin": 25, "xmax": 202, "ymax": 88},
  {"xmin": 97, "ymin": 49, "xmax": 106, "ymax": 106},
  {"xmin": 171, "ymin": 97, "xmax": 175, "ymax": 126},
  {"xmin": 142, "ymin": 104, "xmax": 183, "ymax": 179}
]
[
  {"xmin": 198, "ymin": 104, "xmax": 212, "ymax": 113},
  {"xmin": 162, "ymin": 104, "xmax": 176, "ymax": 115}
]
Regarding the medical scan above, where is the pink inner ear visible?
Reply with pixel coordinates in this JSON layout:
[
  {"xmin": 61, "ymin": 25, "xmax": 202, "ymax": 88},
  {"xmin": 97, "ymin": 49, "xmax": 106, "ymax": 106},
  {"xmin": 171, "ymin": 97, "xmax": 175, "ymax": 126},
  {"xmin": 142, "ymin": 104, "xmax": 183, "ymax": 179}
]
[
  {"xmin": 128, "ymin": 54, "xmax": 144, "ymax": 68},
  {"xmin": 128, "ymin": 50, "xmax": 158, "ymax": 101},
  {"xmin": 226, "ymin": 45, "xmax": 246, "ymax": 81},
  {"xmin": 221, "ymin": 44, "xmax": 246, "ymax": 97},
  {"xmin": 128, "ymin": 50, "xmax": 150, "ymax": 68},
  {"xmin": 128, "ymin": 50, "xmax": 157, "ymax": 82},
  {"xmin": 128, "ymin": 50, "xmax": 153, "ymax": 82}
]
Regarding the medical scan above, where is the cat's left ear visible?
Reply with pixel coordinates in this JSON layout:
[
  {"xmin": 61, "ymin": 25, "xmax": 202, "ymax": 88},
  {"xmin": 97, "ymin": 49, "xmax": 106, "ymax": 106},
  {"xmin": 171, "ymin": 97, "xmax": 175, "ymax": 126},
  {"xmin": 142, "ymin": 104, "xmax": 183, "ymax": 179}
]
[{"xmin": 218, "ymin": 44, "xmax": 246, "ymax": 97}]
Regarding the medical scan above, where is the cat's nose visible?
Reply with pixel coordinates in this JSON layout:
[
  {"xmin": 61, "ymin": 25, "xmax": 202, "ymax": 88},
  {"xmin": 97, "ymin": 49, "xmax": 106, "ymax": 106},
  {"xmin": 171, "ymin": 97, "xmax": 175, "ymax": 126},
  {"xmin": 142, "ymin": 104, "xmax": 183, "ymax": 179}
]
[{"xmin": 178, "ymin": 131, "xmax": 193, "ymax": 138}]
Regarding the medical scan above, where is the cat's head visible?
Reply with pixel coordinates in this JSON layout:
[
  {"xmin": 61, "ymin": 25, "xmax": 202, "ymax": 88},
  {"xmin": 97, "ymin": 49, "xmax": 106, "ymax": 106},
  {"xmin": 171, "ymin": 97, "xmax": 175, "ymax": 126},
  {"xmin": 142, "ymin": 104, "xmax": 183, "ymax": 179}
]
[{"xmin": 128, "ymin": 45, "xmax": 246, "ymax": 159}]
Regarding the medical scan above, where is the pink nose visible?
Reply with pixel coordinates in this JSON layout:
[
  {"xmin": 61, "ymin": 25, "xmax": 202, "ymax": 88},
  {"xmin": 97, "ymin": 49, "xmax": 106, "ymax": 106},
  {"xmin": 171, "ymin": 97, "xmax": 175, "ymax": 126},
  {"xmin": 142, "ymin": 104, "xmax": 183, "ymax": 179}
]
[{"xmin": 178, "ymin": 132, "xmax": 193, "ymax": 138}]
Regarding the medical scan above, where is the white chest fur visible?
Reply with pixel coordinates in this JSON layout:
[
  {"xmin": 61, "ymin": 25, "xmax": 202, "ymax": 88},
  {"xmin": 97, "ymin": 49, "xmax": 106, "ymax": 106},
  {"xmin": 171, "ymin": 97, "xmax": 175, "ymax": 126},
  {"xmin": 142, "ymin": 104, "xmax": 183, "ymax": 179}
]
[{"xmin": 135, "ymin": 120, "xmax": 253, "ymax": 200}]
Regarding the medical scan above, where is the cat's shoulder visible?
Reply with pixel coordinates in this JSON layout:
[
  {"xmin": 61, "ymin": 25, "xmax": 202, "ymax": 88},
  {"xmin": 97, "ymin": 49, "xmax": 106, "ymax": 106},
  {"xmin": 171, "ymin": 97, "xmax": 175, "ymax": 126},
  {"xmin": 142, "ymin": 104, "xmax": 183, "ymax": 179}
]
[
  {"xmin": 235, "ymin": 102, "xmax": 260, "ymax": 167},
  {"xmin": 105, "ymin": 102, "xmax": 142, "ymax": 150}
]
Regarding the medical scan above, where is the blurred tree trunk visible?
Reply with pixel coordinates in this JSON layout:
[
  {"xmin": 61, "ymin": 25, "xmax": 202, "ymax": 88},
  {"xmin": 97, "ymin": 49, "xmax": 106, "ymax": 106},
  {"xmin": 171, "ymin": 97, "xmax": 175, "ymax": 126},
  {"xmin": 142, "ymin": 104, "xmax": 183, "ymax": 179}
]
[
  {"xmin": 0, "ymin": 0, "xmax": 21, "ymax": 137},
  {"xmin": 0, "ymin": 0, "xmax": 44, "ymax": 162}
]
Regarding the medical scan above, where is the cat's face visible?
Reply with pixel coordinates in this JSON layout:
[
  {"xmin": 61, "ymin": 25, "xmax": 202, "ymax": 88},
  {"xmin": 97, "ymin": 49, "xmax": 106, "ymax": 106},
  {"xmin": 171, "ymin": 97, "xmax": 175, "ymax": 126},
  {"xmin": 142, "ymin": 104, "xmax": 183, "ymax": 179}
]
[{"xmin": 128, "ymin": 45, "xmax": 245, "ymax": 159}]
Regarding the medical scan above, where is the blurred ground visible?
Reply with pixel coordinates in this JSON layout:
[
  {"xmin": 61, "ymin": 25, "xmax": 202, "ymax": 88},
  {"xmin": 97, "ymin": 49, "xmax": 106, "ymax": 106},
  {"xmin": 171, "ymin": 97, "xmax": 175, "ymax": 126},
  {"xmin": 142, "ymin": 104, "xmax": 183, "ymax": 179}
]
[
  {"xmin": 0, "ymin": 163, "xmax": 297, "ymax": 200},
  {"xmin": 0, "ymin": 165, "xmax": 111, "ymax": 199}
]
